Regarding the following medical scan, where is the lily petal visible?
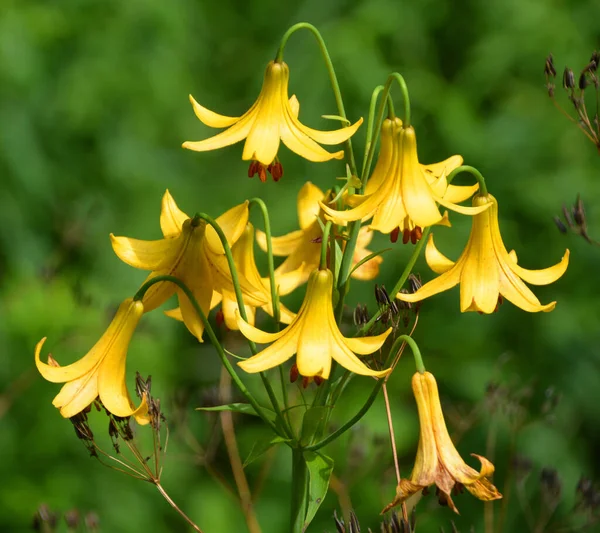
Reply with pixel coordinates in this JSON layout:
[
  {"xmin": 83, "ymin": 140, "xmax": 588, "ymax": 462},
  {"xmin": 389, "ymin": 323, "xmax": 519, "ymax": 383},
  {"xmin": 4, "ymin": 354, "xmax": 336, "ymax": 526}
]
[
  {"xmin": 425, "ymin": 234, "xmax": 455, "ymax": 274},
  {"xmin": 182, "ymin": 109, "xmax": 256, "ymax": 153},
  {"xmin": 507, "ymin": 249, "xmax": 570, "ymax": 286},
  {"xmin": 205, "ymin": 201, "xmax": 249, "ymax": 255},
  {"xmin": 297, "ymin": 182, "xmax": 325, "ymax": 230},
  {"xmin": 110, "ymin": 233, "xmax": 182, "ymax": 271},
  {"xmin": 188, "ymin": 94, "xmax": 239, "ymax": 128},
  {"xmin": 235, "ymin": 310, "xmax": 286, "ymax": 344},
  {"xmin": 343, "ymin": 328, "xmax": 392, "ymax": 355},
  {"xmin": 160, "ymin": 190, "xmax": 189, "ymax": 238},
  {"xmin": 296, "ymin": 116, "xmax": 363, "ymax": 146},
  {"xmin": 256, "ymin": 228, "xmax": 305, "ymax": 256}
]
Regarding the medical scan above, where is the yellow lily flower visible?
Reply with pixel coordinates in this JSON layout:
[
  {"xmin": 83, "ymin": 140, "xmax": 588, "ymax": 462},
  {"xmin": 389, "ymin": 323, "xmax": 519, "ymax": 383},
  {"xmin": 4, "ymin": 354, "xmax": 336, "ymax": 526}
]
[
  {"xmin": 182, "ymin": 60, "xmax": 363, "ymax": 173},
  {"xmin": 110, "ymin": 191, "xmax": 268, "ymax": 341},
  {"xmin": 236, "ymin": 269, "xmax": 392, "ymax": 379},
  {"xmin": 396, "ymin": 194, "xmax": 570, "ymax": 313},
  {"xmin": 170, "ymin": 223, "xmax": 296, "ymax": 330},
  {"xmin": 255, "ymin": 182, "xmax": 382, "ymax": 295},
  {"xmin": 35, "ymin": 298, "xmax": 150, "ymax": 425},
  {"xmin": 320, "ymin": 120, "xmax": 486, "ymax": 238},
  {"xmin": 383, "ymin": 371, "xmax": 501, "ymax": 514}
]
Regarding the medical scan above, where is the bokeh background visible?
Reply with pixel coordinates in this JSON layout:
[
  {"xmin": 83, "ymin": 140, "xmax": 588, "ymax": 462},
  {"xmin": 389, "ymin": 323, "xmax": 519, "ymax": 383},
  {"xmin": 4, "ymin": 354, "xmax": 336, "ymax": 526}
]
[{"xmin": 2, "ymin": 0, "xmax": 600, "ymax": 531}]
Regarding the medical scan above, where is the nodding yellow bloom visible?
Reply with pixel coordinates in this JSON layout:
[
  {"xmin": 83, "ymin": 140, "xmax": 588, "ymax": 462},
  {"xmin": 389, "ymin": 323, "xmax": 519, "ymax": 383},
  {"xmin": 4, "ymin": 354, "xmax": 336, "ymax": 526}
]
[
  {"xmin": 236, "ymin": 269, "xmax": 392, "ymax": 379},
  {"xmin": 110, "ymin": 191, "xmax": 268, "ymax": 341},
  {"xmin": 35, "ymin": 298, "xmax": 150, "ymax": 425},
  {"xmin": 396, "ymin": 194, "xmax": 570, "ymax": 313},
  {"xmin": 255, "ymin": 182, "xmax": 382, "ymax": 295},
  {"xmin": 203, "ymin": 223, "xmax": 296, "ymax": 330},
  {"xmin": 383, "ymin": 371, "xmax": 501, "ymax": 514},
  {"xmin": 182, "ymin": 60, "xmax": 363, "ymax": 169},
  {"xmin": 320, "ymin": 120, "xmax": 486, "ymax": 238}
]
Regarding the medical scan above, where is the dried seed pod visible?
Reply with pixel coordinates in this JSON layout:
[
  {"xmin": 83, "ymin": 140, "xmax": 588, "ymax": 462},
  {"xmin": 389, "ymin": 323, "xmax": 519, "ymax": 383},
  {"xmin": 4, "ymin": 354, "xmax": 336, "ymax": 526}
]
[{"xmin": 563, "ymin": 67, "xmax": 575, "ymax": 89}]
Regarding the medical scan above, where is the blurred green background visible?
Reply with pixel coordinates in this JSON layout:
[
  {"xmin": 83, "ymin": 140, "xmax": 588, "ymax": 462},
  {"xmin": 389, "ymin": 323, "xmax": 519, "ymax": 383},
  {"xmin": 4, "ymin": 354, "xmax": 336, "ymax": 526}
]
[{"xmin": 2, "ymin": 0, "xmax": 600, "ymax": 531}]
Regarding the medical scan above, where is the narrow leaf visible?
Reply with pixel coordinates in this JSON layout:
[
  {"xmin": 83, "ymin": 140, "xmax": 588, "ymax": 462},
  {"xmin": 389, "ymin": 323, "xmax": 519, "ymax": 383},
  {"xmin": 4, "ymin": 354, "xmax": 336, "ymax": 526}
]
[
  {"xmin": 196, "ymin": 403, "xmax": 276, "ymax": 424},
  {"xmin": 303, "ymin": 451, "xmax": 334, "ymax": 531}
]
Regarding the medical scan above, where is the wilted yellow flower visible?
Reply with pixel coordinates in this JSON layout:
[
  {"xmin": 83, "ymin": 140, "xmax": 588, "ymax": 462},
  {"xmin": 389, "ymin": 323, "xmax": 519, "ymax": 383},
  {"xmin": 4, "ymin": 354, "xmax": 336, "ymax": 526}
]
[
  {"xmin": 383, "ymin": 371, "xmax": 501, "ymax": 514},
  {"xmin": 255, "ymin": 182, "xmax": 382, "ymax": 295},
  {"xmin": 321, "ymin": 120, "xmax": 486, "ymax": 239},
  {"xmin": 397, "ymin": 194, "xmax": 570, "ymax": 313},
  {"xmin": 35, "ymin": 298, "xmax": 149, "ymax": 425},
  {"xmin": 236, "ymin": 269, "xmax": 391, "ymax": 378},
  {"xmin": 111, "ymin": 191, "xmax": 268, "ymax": 341},
  {"xmin": 182, "ymin": 60, "xmax": 363, "ymax": 174}
]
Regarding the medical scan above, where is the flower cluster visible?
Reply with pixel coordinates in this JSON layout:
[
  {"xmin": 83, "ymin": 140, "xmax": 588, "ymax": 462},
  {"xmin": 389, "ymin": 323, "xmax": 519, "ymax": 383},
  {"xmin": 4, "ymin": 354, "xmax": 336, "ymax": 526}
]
[{"xmin": 33, "ymin": 26, "xmax": 572, "ymax": 529}]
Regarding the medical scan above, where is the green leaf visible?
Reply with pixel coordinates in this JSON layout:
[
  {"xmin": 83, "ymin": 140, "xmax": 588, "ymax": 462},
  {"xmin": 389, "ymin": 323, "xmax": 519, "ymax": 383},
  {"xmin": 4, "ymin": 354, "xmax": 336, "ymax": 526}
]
[
  {"xmin": 348, "ymin": 248, "xmax": 391, "ymax": 277},
  {"xmin": 196, "ymin": 403, "xmax": 276, "ymax": 424},
  {"xmin": 243, "ymin": 435, "xmax": 290, "ymax": 467},
  {"xmin": 300, "ymin": 406, "xmax": 329, "ymax": 447},
  {"xmin": 303, "ymin": 451, "xmax": 334, "ymax": 531}
]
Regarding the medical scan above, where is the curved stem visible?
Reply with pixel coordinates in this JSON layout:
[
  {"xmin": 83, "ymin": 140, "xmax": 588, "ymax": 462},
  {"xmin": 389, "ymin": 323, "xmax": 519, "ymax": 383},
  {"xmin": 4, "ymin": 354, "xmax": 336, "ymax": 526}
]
[
  {"xmin": 196, "ymin": 214, "xmax": 293, "ymax": 439},
  {"xmin": 356, "ymin": 226, "xmax": 431, "ymax": 336},
  {"xmin": 275, "ymin": 22, "xmax": 358, "ymax": 177},
  {"xmin": 362, "ymin": 85, "xmax": 385, "ymax": 176},
  {"xmin": 133, "ymin": 275, "xmax": 279, "ymax": 436},
  {"xmin": 320, "ymin": 220, "xmax": 332, "ymax": 269},
  {"xmin": 394, "ymin": 335, "xmax": 425, "ymax": 373},
  {"xmin": 446, "ymin": 165, "xmax": 489, "ymax": 196}
]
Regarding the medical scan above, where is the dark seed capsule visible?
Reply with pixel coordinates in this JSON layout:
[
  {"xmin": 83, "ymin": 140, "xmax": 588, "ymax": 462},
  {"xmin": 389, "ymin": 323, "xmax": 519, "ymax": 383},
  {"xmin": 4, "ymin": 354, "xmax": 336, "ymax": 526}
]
[
  {"xmin": 563, "ymin": 67, "xmax": 575, "ymax": 89},
  {"xmin": 579, "ymin": 72, "xmax": 588, "ymax": 90},
  {"xmin": 553, "ymin": 215, "xmax": 568, "ymax": 234},
  {"xmin": 545, "ymin": 54, "xmax": 557, "ymax": 77},
  {"xmin": 573, "ymin": 194, "xmax": 586, "ymax": 226}
]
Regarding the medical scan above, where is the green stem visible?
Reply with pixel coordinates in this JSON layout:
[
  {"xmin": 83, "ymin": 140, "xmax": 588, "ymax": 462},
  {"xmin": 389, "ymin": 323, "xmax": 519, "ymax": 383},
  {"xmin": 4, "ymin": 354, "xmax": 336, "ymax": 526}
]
[
  {"xmin": 362, "ymin": 85, "xmax": 385, "ymax": 177},
  {"xmin": 446, "ymin": 165, "xmax": 488, "ymax": 196},
  {"xmin": 306, "ymin": 335, "xmax": 424, "ymax": 451},
  {"xmin": 320, "ymin": 220, "xmax": 332, "ymax": 269},
  {"xmin": 356, "ymin": 226, "xmax": 431, "ymax": 337},
  {"xmin": 195, "ymin": 214, "xmax": 293, "ymax": 439},
  {"xmin": 290, "ymin": 448, "xmax": 309, "ymax": 533},
  {"xmin": 275, "ymin": 22, "xmax": 358, "ymax": 177},
  {"xmin": 133, "ymin": 275, "xmax": 279, "ymax": 435},
  {"xmin": 249, "ymin": 198, "xmax": 280, "ymax": 324}
]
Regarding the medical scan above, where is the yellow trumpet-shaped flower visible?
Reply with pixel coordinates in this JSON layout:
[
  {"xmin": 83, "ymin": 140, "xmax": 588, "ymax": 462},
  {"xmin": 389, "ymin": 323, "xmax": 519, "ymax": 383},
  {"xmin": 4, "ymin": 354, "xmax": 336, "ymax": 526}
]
[
  {"xmin": 182, "ymin": 60, "xmax": 363, "ymax": 168},
  {"xmin": 383, "ymin": 371, "xmax": 501, "ymax": 514},
  {"xmin": 396, "ymin": 194, "xmax": 570, "ymax": 313},
  {"xmin": 236, "ymin": 269, "xmax": 392, "ymax": 379},
  {"xmin": 35, "ymin": 298, "xmax": 150, "ymax": 425},
  {"xmin": 255, "ymin": 182, "xmax": 382, "ymax": 295},
  {"xmin": 320, "ymin": 120, "xmax": 487, "ymax": 237},
  {"xmin": 111, "ymin": 191, "xmax": 269, "ymax": 341}
]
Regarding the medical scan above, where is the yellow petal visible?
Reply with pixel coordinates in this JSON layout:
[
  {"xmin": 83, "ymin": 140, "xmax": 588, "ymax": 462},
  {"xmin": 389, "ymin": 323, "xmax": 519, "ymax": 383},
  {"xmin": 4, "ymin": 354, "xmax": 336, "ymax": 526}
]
[
  {"xmin": 221, "ymin": 292, "xmax": 256, "ymax": 329},
  {"xmin": 164, "ymin": 307, "xmax": 183, "ymax": 321},
  {"xmin": 160, "ymin": 190, "xmax": 189, "ymax": 238},
  {"xmin": 297, "ymin": 182, "xmax": 325, "ymax": 230},
  {"xmin": 425, "ymin": 233, "xmax": 455, "ymax": 274},
  {"xmin": 205, "ymin": 201, "xmax": 249, "ymax": 255},
  {"xmin": 256, "ymin": 228, "xmax": 304, "ymax": 256},
  {"xmin": 442, "ymin": 183, "xmax": 479, "ymax": 204},
  {"xmin": 507, "ymin": 249, "xmax": 570, "ymax": 286},
  {"xmin": 364, "ymin": 118, "xmax": 397, "ymax": 196},
  {"xmin": 281, "ymin": 116, "xmax": 344, "ymax": 162},
  {"xmin": 296, "ymin": 116, "xmax": 363, "ymax": 146},
  {"xmin": 289, "ymin": 94, "xmax": 300, "ymax": 118},
  {"xmin": 242, "ymin": 90, "xmax": 283, "ymax": 164},
  {"xmin": 110, "ymin": 233, "xmax": 182, "ymax": 271},
  {"xmin": 396, "ymin": 266, "xmax": 461, "ymax": 303},
  {"xmin": 343, "ymin": 328, "xmax": 392, "ymax": 355},
  {"xmin": 53, "ymin": 373, "xmax": 100, "ymax": 419},
  {"xmin": 272, "ymin": 266, "xmax": 310, "ymax": 296},
  {"xmin": 182, "ymin": 109, "xmax": 256, "ymax": 153},
  {"xmin": 35, "ymin": 337, "xmax": 100, "ymax": 384},
  {"xmin": 188, "ymin": 94, "xmax": 239, "ymax": 128},
  {"xmin": 422, "ymin": 154, "xmax": 463, "ymax": 178},
  {"xmin": 235, "ymin": 310, "xmax": 286, "ymax": 344},
  {"xmin": 499, "ymin": 266, "xmax": 556, "ymax": 312},
  {"xmin": 237, "ymin": 323, "xmax": 298, "ymax": 374},
  {"xmin": 459, "ymin": 234, "xmax": 500, "ymax": 314},
  {"xmin": 436, "ymin": 194, "xmax": 492, "ymax": 217}
]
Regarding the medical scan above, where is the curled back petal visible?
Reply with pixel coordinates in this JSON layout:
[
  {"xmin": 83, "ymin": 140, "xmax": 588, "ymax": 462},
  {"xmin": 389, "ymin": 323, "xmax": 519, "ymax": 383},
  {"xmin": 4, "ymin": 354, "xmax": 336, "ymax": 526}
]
[
  {"xmin": 425, "ymin": 234, "xmax": 455, "ymax": 274},
  {"xmin": 381, "ymin": 479, "xmax": 423, "ymax": 514},
  {"xmin": 256, "ymin": 228, "xmax": 305, "ymax": 256},
  {"xmin": 499, "ymin": 266, "xmax": 556, "ymax": 312},
  {"xmin": 343, "ymin": 328, "xmax": 392, "ymax": 355},
  {"xmin": 235, "ymin": 310, "xmax": 286, "ymax": 344},
  {"xmin": 205, "ymin": 201, "xmax": 250, "ymax": 255},
  {"xmin": 281, "ymin": 115, "xmax": 344, "ymax": 162},
  {"xmin": 396, "ymin": 266, "xmax": 461, "ymax": 303},
  {"xmin": 422, "ymin": 154, "xmax": 463, "ymax": 178},
  {"xmin": 188, "ymin": 94, "xmax": 240, "ymax": 128},
  {"xmin": 35, "ymin": 337, "xmax": 100, "ymax": 383},
  {"xmin": 507, "ymin": 249, "xmax": 570, "ymax": 286},
  {"xmin": 110, "ymin": 233, "xmax": 183, "ymax": 271},
  {"xmin": 160, "ymin": 190, "xmax": 189, "ymax": 238},
  {"xmin": 182, "ymin": 110, "xmax": 256, "ymax": 153},
  {"xmin": 297, "ymin": 182, "xmax": 325, "ymax": 230},
  {"xmin": 296, "ymin": 116, "xmax": 363, "ymax": 146},
  {"xmin": 237, "ymin": 325, "xmax": 298, "ymax": 374}
]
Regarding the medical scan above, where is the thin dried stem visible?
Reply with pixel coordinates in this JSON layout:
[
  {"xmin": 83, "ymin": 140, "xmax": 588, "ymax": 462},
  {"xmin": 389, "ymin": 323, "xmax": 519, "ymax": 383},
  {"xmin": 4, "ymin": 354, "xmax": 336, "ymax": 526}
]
[
  {"xmin": 155, "ymin": 483, "xmax": 204, "ymax": 533},
  {"xmin": 219, "ymin": 367, "xmax": 263, "ymax": 533},
  {"xmin": 329, "ymin": 474, "xmax": 353, "ymax": 524}
]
